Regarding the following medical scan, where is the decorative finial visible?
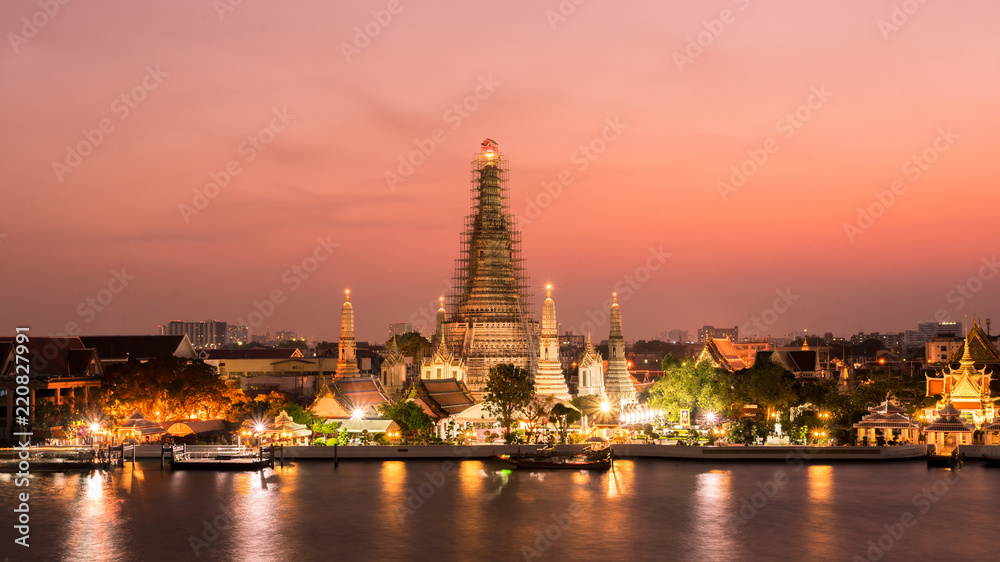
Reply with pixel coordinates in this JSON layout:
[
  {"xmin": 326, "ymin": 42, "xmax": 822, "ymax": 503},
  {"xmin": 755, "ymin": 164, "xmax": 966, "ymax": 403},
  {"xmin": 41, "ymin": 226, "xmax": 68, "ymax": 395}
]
[
  {"xmin": 612, "ymin": 292, "xmax": 618, "ymax": 304},
  {"xmin": 345, "ymin": 289, "xmax": 350, "ymax": 302},
  {"xmin": 439, "ymin": 296, "xmax": 445, "ymax": 309},
  {"xmin": 546, "ymin": 284, "xmax": 552, "ymax": 298}
]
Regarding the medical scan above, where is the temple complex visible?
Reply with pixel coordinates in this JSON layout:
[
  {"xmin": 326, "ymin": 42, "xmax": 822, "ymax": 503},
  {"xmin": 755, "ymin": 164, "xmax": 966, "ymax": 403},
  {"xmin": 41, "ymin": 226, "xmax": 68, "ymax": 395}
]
[
  {"xmin": 441, "ymin": 139, "xmax": 538, "ymax": 393},
  {"xmin": 576, "ymin": 331, "xmax": 605, "ymax": 397},
  {"xmin": 924, "ymin": 325, "xmax": 997, "ymax": 425},
  {"xmin": 335, "ymin": 289, "xmax": 360, "ymax": 378},
  {"xmin": 534, "ymin": 285, "xmax": 571, "ymax": 399},
  {"xmin": 603, "ymin": 293, "xmax": 637, "ymax": 406}
]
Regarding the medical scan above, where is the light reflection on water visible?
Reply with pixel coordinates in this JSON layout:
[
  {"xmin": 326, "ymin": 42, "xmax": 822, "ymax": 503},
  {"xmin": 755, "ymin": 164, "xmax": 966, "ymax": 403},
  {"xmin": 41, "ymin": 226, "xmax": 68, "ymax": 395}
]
[
  {"xmin": 4, "ymin": 459, "xmax": 1000, "ymax": 560},
  {"xmin": 691, "ymin": 469, "xmax": 735, "ymax": 560},
  {"xmin": 805, "ymin": 464, "xmax": 834, "ymax": 559}
]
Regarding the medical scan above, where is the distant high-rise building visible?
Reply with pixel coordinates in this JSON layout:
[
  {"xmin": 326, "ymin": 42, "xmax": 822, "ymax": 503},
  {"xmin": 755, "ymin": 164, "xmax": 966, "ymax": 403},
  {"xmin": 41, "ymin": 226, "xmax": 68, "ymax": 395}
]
[
  {"xmin": 164, "ymin": 320, "xmax": 227, "ymax": 348},
  {"xmin": 697, "ymin": 325, "xmax": 738, "ymax": 344},
  {"xmin": 441, "ymin": 139, "xmax": 537, "ymax": 393},
  {"xmin": 227, "ymin": 325, "xmax": 249, "ymax": 345},
  {"xmin": 851, "ymin": 331, "xmax": 905, "ymax": 351},
  {"xmin": 662, "ymin": 329, "xmax": 690, "ymax": 343},
  {"xmin": 907, "ymin": 321, "xmax": 964, "ymax": 349},
  {"xmin": 389, "ymin": 322, "xmax": 415, "ymax": 339},
  {"xmin": 274, "ymin": 330, "xmax": 299, "ymax": 342}
]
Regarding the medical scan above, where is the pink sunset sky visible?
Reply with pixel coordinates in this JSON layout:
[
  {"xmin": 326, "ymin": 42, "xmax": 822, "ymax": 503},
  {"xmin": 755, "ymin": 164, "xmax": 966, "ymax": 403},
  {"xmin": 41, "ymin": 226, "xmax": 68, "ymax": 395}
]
[{"xmin": 2, "ymin": 1, "xmax": 999, "ymax": 343}]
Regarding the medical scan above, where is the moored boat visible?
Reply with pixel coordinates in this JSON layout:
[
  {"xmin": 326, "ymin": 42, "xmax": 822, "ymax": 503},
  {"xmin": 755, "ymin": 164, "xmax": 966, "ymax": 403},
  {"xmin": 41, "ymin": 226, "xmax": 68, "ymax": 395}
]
[{"xmin": 494, "ymin": 445, "xmax": 613, "ymax": 470}]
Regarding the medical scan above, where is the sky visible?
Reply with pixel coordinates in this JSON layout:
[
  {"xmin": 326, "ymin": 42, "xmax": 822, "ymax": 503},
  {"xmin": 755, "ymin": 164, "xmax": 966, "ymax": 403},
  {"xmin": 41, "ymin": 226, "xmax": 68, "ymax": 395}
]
[{"xmin": 2, "ymin": 1, "xmax": 999, "ymax": 343}]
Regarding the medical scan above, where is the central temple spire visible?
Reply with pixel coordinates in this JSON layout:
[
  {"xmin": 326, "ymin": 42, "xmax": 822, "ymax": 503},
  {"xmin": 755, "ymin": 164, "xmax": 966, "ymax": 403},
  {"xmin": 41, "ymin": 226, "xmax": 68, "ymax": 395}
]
[{"xmin": 441, "ymin": 139, "xmax": 537, "ymax": 392}]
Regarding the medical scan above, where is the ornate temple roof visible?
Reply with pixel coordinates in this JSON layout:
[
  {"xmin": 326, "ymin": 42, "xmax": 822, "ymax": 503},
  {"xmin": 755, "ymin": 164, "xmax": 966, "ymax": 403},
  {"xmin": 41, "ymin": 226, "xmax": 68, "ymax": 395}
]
[
  {"xmin": 925, "ymin": 402, "xmax": 974, "ymax": 433},
  {"xmin": 925, "ymin": 325, "xmax": 995, "ymax": 410},
  {"xmin": 413, "ymin": 379, "xmax": 477, "ymax": 420},
  {"xmin": 853, "ymin": 398, "xmax": 918, "ymax": 429},
  {"xmin": 949, "ymin": 318, "xmax": 1000, "ymax": 364},
  {"xmin": 579, "ymin": 331, "xmax": 602, "ymax": 368}
]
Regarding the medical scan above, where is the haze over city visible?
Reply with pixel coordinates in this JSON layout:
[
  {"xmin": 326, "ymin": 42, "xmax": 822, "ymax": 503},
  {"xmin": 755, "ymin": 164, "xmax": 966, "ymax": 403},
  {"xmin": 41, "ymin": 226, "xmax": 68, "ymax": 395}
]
[{"xmin": 3, "ymin": 0, "xmax": 999, "ymax": 341}]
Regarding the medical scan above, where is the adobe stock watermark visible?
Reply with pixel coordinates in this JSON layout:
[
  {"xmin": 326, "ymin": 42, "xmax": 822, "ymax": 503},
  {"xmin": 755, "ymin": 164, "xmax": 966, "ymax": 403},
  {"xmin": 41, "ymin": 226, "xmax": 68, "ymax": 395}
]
[
  {"xmin": 926, "ymin": 255, "xmax": 1000, "ymax": 324},
  {"xmin": 878, "ymin": 0, "xmax": 930, "ymax": 41},
  {"xmin": 384, "ymin": 75, "xmax": 500, "ymax": 192},
  {"xmin": 518, "ymin": 117, "xmax": 627, "ymax": 226},
  {"xmin": 188, "ymin": 503, "xmax": 236, "ymax": 557},
  {"xmin": 212, "ymin": 0, "xmax": 246, "ymax": 21},
  {"xmin": 51, "ymin": 65, "xmax": 169, "ymax": 182},
  {"xmin": 395, "ymin": 448, "xmax": 472, "ymax": 521},
  {"xmin": 717, "ymin": 85, "xmax": 833, "ymax": 202},
  {"xmin": 179, "ymin": 107, "xmax": 295, "ymax": 224},
  {"xmin": 234, "ymin": 235, "xmax": 339, "ymax": 331},
  {"xmin": 575, "ymin": 246, "xmax": 671, "ymax": 335},
  {"xmin": 852, "ymin": 460, "xmax": 961, "ymax": 561},
  {"xmin": 672, "ymin": 0, "xmax": 751, "ymax": 72},
  {"xmin": 729, "ymin": 449, "xmax": 811, "ymax": 531},
  {"xmin": 8, "ymin": 0, "xmax": 72, "ymax": 54},
  {"xmin": 520, "ymin": 504, "xmax": 583, "ymax": 560},
  {"xmin": 544, "ymin": 0, "xmax": 587, "ymax": 30},
  {"xmin": 406, "ymin": 279, "xmax": 453, "ymax": 333},
  {"xmin": 30, "ymin": 268, "xmax": 136, "ymax": 372},
  {"xmin": 842, "ymin": 127, "xmax": 958, "ymax": 243},
  {"xmin": 740, "ymin": 288, "xmax": 799, "ymax": 339},
  {"xmin": 340, "ymin": 0, "xmax": 407, "ymax": 63}
]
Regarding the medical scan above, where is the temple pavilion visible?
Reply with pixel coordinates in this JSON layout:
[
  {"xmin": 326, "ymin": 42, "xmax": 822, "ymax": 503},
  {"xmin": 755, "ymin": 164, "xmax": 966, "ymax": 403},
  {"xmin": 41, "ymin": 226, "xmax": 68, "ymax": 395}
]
[
  {"xmin": 852, "ymin": 397, "xmax": 920, "ymax": 445},
  {"xmin": 924, "ymin": 402, "xmax": 974, "ymax": 453},
  {"xmin": 924, "ymin": 324, "xmax": 998, "ymax": 426}
]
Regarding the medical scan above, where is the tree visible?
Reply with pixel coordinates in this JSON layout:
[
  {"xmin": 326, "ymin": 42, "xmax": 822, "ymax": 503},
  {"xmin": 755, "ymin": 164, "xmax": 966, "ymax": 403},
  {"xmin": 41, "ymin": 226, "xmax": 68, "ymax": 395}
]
[
  {"xmin": 549, "ymin": 403, "xmax": 582, "ymax": 444},
  {"xmin": 482, "ymin": 364, "xmax": 535, "ymax": 444},
  {"xmin": 387, "ymin": 333, "xmax": 433, "ymax": 358},
  {"xmin": 732, "ymin": 361, "xmax": 799, "ymax": 418},
  {"xmin": 661, "ymin": 353, "xmax": 681, "ymax": 370},
  {"xmin": 378, "ymin": 401, "xmax": 434, "ymax": 444},
  {"xmin": 522, "ymin": 395, "xmax": 555, "ymax": 444},
  {"xmin": 98, "ymin": 356, "xmax": 248, "ymax": 423},
  {"xmin": 850, "ymin": 367, "xmax": 908, "ymax": 417},
  {"xmin": 646, "ymin": 360, "xmax": 730, "ymax": 422}
]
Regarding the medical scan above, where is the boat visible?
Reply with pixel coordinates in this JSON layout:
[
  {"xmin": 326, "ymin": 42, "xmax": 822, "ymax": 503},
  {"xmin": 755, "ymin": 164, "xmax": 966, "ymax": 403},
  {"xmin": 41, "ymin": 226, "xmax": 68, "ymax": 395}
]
[
  {"xmin": 926, "ymin": 445, "xmax": 964, "ymax": 469},
  {"xmin": 494, "ymin": 445, "xmax": 613, "ymax": 470},
  {"xmin": 167, "ymin": 444, "xmax": 275, "ymax": 471}
]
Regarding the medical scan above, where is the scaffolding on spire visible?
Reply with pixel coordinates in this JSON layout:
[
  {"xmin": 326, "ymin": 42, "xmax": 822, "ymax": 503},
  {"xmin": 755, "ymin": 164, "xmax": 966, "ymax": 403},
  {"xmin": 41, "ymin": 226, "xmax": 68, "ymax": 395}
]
[{"xmin": 442, "ymin": 139, "xmax": 538, "ymax": 392}]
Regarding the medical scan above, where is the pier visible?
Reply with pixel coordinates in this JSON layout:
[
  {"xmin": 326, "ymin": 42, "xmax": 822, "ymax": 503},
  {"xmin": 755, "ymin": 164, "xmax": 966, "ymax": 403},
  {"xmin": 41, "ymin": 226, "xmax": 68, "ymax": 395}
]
[{"xmin": 122, "ymin": 443, "xmax": 950, "ymax": 462}]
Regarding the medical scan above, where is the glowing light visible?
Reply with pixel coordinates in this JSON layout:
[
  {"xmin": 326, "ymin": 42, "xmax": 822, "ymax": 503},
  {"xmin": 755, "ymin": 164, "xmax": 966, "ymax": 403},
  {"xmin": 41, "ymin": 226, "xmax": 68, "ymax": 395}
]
[
  {"xmin": 255, "ymin": 423, "xmax": 264, "ymax": 433},
  {"xmin": 351, "ymin": 408, "xmax": 365, "ymax": 420},
  {"xmin": 600, "ymin": 401, "xmax": 612, "ymax": 414},
  {"xmin": 89, "ymin": 423, "xmax": 100, "ymax": 433},
  {"xmin": 706, "ymin": 412, "xmax": 716, "ymax": 423}
]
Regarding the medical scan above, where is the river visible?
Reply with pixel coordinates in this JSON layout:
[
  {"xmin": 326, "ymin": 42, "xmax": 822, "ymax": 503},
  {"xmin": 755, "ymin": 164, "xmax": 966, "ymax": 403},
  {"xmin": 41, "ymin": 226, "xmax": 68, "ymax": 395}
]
[{"xmin": 1, "ymin": 457, "xmax": 996, "ymax": 561}]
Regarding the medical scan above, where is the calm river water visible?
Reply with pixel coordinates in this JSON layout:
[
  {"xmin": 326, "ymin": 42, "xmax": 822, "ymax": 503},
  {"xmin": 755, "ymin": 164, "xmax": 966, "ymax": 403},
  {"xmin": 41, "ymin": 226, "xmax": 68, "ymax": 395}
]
[{"xmin": 1, "ymin": 457, "xmax": 997, "ymax": 561}]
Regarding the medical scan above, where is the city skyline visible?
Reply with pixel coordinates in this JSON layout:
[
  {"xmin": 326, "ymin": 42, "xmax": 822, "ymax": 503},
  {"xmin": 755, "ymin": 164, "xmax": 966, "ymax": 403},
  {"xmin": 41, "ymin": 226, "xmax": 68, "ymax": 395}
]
[{"xmin": 4, "ymin": 1, "xmax": 1000, "ymax": 342}]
